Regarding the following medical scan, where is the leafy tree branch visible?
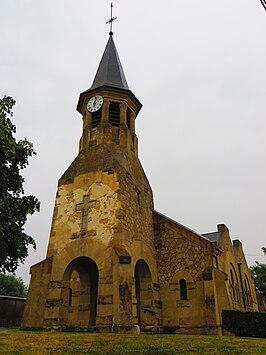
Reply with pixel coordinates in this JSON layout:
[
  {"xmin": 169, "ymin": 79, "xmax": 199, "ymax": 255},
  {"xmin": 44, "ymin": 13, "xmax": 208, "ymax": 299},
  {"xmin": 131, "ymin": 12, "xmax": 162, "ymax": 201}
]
[{"xmin": 0, "ymin": 96, "xmax": 40, "ymax": 273}]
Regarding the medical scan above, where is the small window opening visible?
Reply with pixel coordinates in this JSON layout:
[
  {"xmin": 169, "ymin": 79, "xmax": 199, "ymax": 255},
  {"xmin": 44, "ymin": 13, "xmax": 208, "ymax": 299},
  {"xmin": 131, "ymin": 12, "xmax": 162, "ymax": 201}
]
[
  {"xmin": 136, "ymin": 190, "xmax": 140, "ymax": 206},
  {"xmin": 127, "ymin": 108, "xmax": 131, "ymax": 130},
  {"xmin": 109, "ymin": 102, "xmax": 120, "ymax": 126},
  {"xmin": 91, "ymin": 108, "xmax": 102, "ymax": 128},
  {"xmin": 180, "ymin": 279, "xmax": 187, "ymax": 300},
  {"xmin": 69, "ymin": 288, "xmax": 72, "ymax": 306},
  {"xmin": 230, "ymin": 270, "xmax": 236, "ymax": 301}
]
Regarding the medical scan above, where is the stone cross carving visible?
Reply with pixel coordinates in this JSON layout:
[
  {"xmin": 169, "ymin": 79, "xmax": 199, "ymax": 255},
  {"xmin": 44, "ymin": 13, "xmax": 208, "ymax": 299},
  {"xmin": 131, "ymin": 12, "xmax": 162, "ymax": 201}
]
[{"xmin": 75, "ymin": 195, "xmax": 95, "ymax": 232}]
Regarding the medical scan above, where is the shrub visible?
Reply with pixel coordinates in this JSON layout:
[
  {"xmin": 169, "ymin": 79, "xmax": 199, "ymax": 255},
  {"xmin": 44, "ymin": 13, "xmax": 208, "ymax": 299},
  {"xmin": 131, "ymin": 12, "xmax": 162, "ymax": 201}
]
[{"xmin": 222, "ymin": 310, "xmax": 266, "ymax": 338}]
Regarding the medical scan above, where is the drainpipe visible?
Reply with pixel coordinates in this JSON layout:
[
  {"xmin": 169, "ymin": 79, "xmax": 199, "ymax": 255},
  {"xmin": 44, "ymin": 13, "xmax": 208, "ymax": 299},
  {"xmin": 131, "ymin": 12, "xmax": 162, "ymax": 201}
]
[{"xmin": 238, "ymin": 263, "xmax": 246, "ymax": 311}]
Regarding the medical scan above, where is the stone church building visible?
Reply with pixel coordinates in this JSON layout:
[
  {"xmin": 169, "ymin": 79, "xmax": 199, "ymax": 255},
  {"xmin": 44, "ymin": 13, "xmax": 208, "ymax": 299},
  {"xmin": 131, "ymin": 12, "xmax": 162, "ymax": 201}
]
[{"xmin": 22, "ymin": 32, "xmax": 258, "ymax": 335}]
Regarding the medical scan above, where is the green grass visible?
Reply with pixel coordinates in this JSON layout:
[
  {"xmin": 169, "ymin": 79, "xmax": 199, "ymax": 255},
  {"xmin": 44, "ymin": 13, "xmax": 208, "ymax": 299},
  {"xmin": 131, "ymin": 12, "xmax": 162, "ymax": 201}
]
[{"xmin": 0, "ymin": 328, "xmax": 265, "ymax": 354}]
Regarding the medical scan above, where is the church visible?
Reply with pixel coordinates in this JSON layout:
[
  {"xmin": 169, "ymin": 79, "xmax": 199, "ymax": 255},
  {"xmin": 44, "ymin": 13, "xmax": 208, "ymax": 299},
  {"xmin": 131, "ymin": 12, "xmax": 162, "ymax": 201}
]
[{"xmin": 22, "ymin": 28, "xmax": 258, "ymax": 335}]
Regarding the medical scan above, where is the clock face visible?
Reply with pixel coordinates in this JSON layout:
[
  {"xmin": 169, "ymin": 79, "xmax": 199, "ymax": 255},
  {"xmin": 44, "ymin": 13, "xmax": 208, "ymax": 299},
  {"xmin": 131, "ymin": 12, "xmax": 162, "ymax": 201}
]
[{"xmin": 87, "ymin": 95, "xmax": 103, "ymax": 113}]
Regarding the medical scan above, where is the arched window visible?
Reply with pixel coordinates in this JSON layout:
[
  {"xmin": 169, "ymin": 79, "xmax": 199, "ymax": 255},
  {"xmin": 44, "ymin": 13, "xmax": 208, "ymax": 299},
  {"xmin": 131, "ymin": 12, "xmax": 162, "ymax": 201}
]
[
  {"xmin": 180, "ymin": 279, "xmax": 187, "ymax": 300},
  {"xmin": 230, "ymin": 269, "xmax": 236, "ymax": 301},
  {"xmin": 229, "ymin": 264, "xmax": 240, "ymax": 302},
  {"xmin": 244, "ymin": 274, "xmax": 252, "ymax": 307}
]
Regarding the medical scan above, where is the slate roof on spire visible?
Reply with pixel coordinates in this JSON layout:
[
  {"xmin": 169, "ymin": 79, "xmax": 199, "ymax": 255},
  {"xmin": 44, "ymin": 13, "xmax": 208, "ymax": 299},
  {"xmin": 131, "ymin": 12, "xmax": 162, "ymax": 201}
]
[
  {"xmin": 89, "ymin": 34, "xmax": 129, "ymax": 91},
  {"xmin": 77, "ymin": 33, "xmax": 142, "ymax": 115}
]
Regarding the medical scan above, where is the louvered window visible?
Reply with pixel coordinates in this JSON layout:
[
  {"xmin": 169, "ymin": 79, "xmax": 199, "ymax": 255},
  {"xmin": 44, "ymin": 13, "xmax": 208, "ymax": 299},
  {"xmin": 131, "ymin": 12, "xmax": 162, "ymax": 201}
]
[
  {"xmin": 91, "ymin": 108, "xmax": 102, "ymax": 128},
  {"xmin": 109, "ymin": 102, "xmax": 120, "ymax": 126}
]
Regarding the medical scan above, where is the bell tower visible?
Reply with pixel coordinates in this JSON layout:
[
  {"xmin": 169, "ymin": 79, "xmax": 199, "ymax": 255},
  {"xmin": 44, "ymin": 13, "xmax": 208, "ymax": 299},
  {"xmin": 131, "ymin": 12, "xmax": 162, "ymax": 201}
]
[
  {"xmin": 76, "ymin": 32, "xmax": 141, "ymax": 158},
  {"xmin": 22, "ymin": 26, "xmax": 161, "ymax": 333}
]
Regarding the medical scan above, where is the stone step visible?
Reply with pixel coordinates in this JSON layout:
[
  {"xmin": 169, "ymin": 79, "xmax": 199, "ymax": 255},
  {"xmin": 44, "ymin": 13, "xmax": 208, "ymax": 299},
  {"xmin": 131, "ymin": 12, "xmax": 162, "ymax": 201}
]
[{"xmin": 140, "ymin": 326, "xmax": 162, "ymax": 334}]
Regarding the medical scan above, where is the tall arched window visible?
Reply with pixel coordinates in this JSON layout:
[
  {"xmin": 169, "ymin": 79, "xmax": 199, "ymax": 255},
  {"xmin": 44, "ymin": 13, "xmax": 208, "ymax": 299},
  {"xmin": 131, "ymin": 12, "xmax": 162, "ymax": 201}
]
[
  {"xmin": 230, "ymin": 269, "xmax": 236, "ymax": 301},
  {"xmin": 180, "ymin": 279, "xmax": 187, "ymax": 300},
  {"xmin": 244, "ymin": 274, "xmax": 252, "ymax": 307},
  {"xmin": 229, "ymin": 264, "xmax": 240, "ymax": 302}
]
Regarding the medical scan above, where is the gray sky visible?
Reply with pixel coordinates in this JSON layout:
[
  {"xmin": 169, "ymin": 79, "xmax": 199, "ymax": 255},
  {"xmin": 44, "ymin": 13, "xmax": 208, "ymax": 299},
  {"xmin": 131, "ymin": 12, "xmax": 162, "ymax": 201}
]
[{"xmin": 1, "ymin": 1, "xmax": 265, "ymax": 284}]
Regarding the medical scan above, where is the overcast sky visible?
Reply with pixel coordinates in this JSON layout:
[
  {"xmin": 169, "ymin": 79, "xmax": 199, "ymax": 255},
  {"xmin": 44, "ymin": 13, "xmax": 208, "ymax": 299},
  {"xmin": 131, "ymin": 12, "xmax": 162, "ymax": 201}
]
[{"xmin": 1, "ymin": 1, "xmax": 265, "ymax": 284}]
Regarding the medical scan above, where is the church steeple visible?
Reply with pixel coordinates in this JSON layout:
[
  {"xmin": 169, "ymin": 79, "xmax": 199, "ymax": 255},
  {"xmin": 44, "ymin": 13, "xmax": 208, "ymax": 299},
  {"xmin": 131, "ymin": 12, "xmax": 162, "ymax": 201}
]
[
  {"xmin": 76, "ymin": 31, "xmax": 142, "ymax": 157},
  {"xmin": 89, "ymin": 33, "xmax": 129, "ymax": 91},
  {"xmin": 77, "ymin": 33, "xmax": 141, "ymax": 115},
  {"xmin": 22, "ymin": 7, "xmax": 157, "ymax": 334}
]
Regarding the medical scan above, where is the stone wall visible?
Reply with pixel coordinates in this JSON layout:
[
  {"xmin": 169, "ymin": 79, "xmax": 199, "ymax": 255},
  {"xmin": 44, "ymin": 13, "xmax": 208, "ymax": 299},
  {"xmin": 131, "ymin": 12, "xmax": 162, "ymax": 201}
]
[
  {"xmin": 153, "ymin": 211, "xmax": 212, "ymax": 284},
  {"xmin": 210, "ymin": 225, "xmax": 259, "ymax": 312},
  {"xmin": 152, "ymin": 215, "xmax": 260, "ymax": 335},
  {"xmin": 21, "ymin": 257, "xmax": 53, "ymax": 329},
  {"xmin": 23, "ymin": 140, "xmax": 159, "ymax": 332},
  {"xmin": 153, "ymin": 211, "xmax": 219, "ymax": 334}
]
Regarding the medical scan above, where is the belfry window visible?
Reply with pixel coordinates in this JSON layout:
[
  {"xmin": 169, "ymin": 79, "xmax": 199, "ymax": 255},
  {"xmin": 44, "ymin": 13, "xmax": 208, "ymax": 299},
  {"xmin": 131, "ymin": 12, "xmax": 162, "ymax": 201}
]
[
  {"xmin": 180, "ymin": 279, "xmax": 187, "ymax": 300},
  {"xmin": 91, "ymin": 108, "xmax": 102, "ymax": 128},
  {"xmin": 109, "ymin": 102, "xmax": 120, "ymax": 126}
]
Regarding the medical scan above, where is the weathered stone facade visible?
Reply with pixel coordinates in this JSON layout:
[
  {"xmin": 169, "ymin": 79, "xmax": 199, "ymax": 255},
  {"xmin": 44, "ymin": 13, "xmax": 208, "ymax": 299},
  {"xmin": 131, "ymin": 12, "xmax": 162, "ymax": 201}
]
[{"xmin": 22, "ymin": 33, "xmax": 259, "ymax": 335}]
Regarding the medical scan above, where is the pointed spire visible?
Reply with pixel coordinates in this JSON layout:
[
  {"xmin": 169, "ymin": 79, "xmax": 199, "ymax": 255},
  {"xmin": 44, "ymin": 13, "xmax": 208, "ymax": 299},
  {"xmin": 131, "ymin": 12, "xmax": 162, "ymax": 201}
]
[
  {"xmin": 77, "ymin": 30, "xmax": 142, "ymax": 116},
  {"xmin": 89, "ymin": 34, "xmax": 129, "ymax": 91}
]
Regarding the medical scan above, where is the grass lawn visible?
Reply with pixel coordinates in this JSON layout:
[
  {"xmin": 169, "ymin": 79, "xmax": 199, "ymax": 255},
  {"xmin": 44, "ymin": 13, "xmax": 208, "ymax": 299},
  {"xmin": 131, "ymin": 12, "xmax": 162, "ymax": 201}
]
[{"xmin": 0, "ymin": 328, "xmax": 265, "ymax": 354}]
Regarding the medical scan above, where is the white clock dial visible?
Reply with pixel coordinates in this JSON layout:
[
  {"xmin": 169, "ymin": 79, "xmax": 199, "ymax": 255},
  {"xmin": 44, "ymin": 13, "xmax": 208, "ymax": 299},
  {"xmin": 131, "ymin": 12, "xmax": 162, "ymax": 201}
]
[{"xmin": 87, "ymin": 95, "xmax": 103, "ymax": 113}]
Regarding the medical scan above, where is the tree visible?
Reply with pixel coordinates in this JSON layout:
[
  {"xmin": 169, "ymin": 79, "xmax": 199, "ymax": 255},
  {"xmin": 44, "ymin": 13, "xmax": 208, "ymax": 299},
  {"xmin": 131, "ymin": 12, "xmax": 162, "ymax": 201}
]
[
  {"xmin": 250, "ymin": 247, "xmax": 266, "ymax": 299},
  {"xmin": 0, "ymin": 273, "xmax": 27, "ymax": 297},
  {"xmin": 0, "ymin": 96, "xmax": 40, "ymax": 273}
]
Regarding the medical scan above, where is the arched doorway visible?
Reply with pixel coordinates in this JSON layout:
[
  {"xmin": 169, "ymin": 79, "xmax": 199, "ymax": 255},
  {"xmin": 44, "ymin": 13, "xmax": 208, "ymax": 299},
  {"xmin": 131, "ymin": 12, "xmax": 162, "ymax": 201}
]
[
  {"xmin": 63, "ymin": 257, "xmax": 98, "ymax": 329},
  {"xmin": 134, "ymin": 259, "xmax": 154, "ymax": 327}
]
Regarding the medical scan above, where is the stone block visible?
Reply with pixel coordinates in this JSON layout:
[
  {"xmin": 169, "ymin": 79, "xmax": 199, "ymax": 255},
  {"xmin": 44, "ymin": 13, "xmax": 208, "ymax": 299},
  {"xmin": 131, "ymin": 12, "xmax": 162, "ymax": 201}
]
[
  {"xmin": 98, "ymin": 295, "xmax": 113, "ymax": 304},
  {"xmin": 45, "ymin": 299, "xmax": 62, "ymax": 308}
]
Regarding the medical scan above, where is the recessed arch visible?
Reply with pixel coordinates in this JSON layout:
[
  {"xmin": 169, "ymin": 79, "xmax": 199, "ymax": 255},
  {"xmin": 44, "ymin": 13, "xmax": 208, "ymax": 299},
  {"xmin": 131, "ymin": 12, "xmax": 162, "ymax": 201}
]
[
  {"xmin": 134, "ymin": 259, "xmax": 154, "ymax": 327},
  {"xmin": 63, "ymin": 257, "xmax": 99, "ymax": 328}
]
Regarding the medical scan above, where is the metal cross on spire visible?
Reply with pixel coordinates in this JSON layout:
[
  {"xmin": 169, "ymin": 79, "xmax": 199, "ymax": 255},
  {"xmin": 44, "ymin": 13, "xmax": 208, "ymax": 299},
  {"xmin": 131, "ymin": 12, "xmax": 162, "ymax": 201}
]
[
  {"xmin": 106, "ymin": 2, "xmax": 117, "ymax": 35},
  {"xmin": 259, "ymin": 0, "xmax": 266, "ymax": 10}
]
